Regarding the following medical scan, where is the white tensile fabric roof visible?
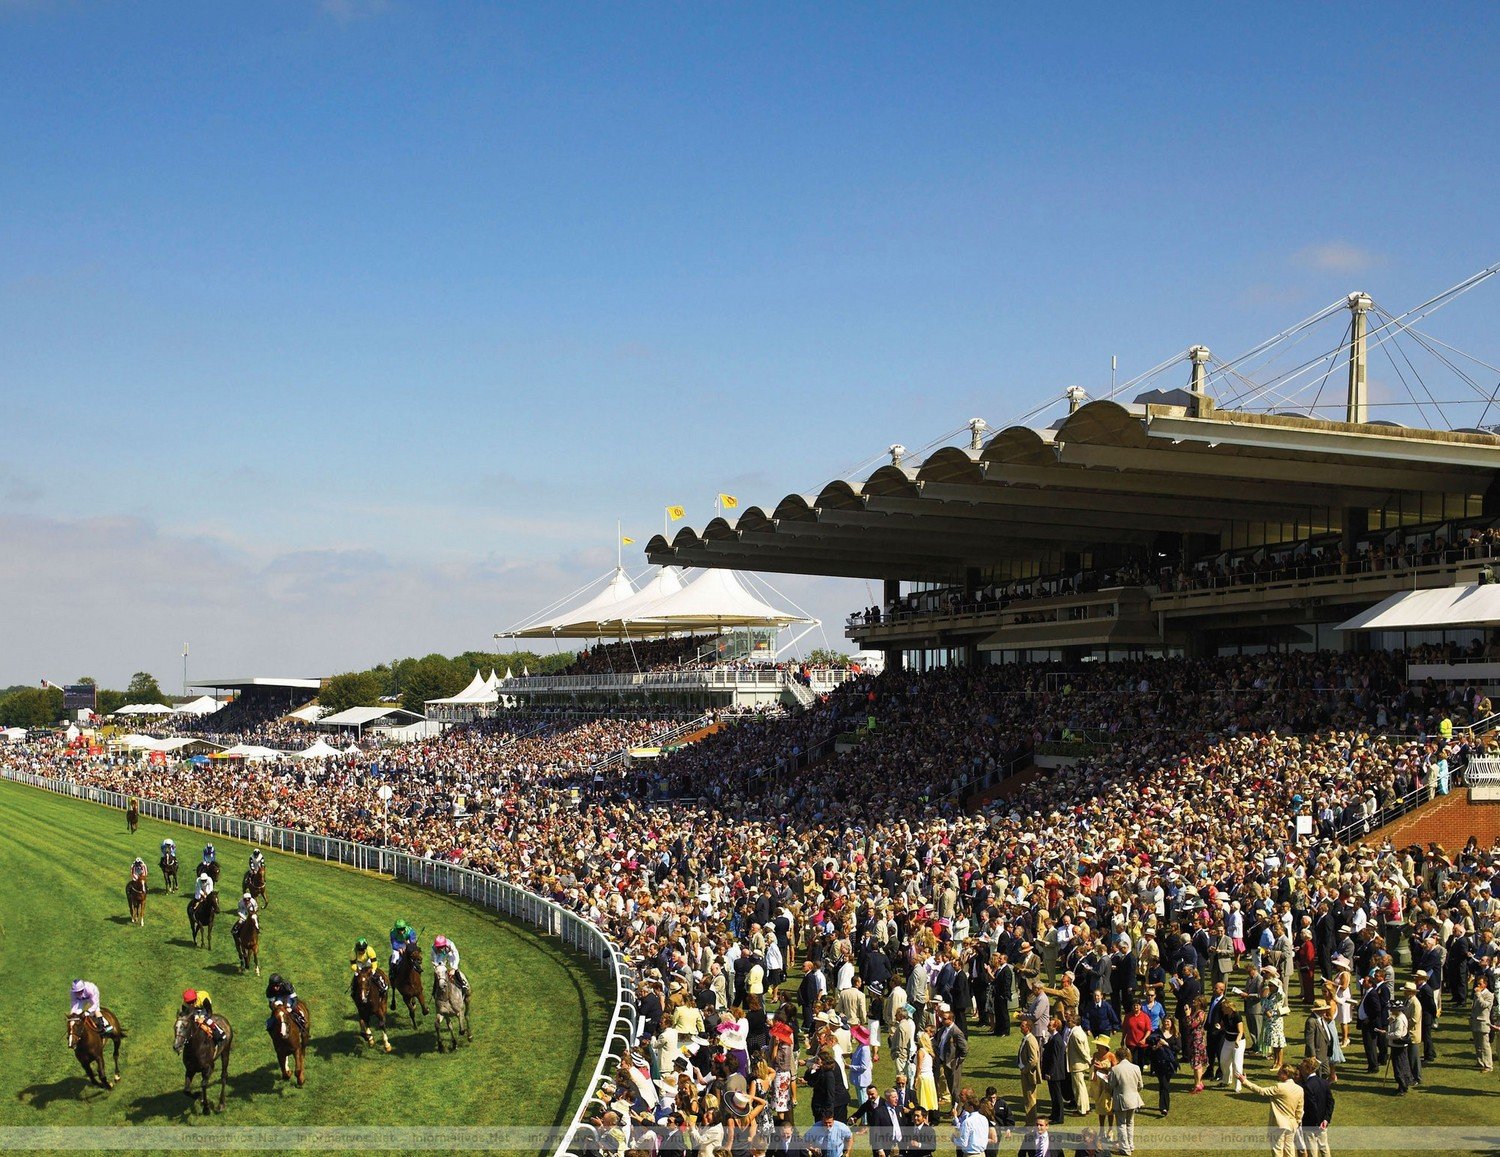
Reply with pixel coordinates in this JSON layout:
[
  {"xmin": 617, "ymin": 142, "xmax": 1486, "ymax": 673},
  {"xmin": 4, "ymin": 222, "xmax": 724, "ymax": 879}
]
[
  {"xmin": 1337, "ymin": 582, "xmax": 1500, "ymax": 631},
  {"xmin": 114, "ymin": 703, "xmax": 177, "ymax": 716},
  {"xmin": 598, "ymin": 567, "xmax": 810, "ymax": 632},
  {"xmin": 293, "ymin": 739, "xmax": 344, "ymax": 759},
  {"xmin": 318, "ymin": 705, "xmax": 424, "ymax": 727},
  {"xmin": 219, "ymin": 743, "xmax": 284, "ymax": 761},
  {"xmin": 173, "ymin": 695, "xmax": 223, "ymax": 715},
  {"xmin": 286, "ymin": 703, "xmax": 328, "ymax": 723},
  {"xmin": 504, "ymin": 567, "xmax": 638, "ymax": 639},
  {"xmin": 558, "ymin": 567, "xmax": 686, "ymax": 638},
  {"xmin": 427, "ymin": 669, "xmax": 498, "ymax": 706}
]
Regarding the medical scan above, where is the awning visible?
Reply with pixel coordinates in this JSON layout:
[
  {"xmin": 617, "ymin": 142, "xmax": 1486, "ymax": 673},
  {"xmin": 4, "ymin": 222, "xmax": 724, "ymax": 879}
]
[{"xmin": 1336, "ymin": 582, "xmax": 1500, "ymax": 631}]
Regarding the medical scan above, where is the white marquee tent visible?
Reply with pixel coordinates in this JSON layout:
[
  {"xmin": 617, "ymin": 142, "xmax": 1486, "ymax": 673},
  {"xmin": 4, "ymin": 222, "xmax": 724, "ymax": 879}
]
[
  {"xmin": 595, "ymin": 567, "xmax": 812, "ymax": 634},
  {"xmin": 502, "ymin": 567, "xmax": 638, "ymax": 639},
  {"xmin": 113, "ymin": 703, "xmax": 177, "ymax": 716}
]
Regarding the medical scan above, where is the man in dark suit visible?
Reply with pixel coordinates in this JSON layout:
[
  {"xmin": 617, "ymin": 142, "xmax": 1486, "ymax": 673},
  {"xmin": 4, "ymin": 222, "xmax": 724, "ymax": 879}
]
[
  {"xmin": 950, "ymin": 952, "xmax": 974, "ymax": 1036},
  {"xmin": 991, "ymin": 954, "xmax": 1014, "ymax": 1036},
  {"xmin": 1416, "ymin": 971, "xmax": 1439, "ymax": 1063},
  {"xmin": 1297, "ymin": 1057, "xmax": 1335, "ymax": 1155},
  {"xmin": 1357, "ymin": 972, "xmax": 1390, "ymax": 1072},
  {"xmin": 902, "ymin": 1107, "xmax": 936, "ymax": 1157},
  {"xmin": 863, "ymin": 1088, "xmax": 906, "ymax": 1157},
  {"xmin": 1041, "ymin": 1015, "xmax": 1069, "ymax": 1123}
]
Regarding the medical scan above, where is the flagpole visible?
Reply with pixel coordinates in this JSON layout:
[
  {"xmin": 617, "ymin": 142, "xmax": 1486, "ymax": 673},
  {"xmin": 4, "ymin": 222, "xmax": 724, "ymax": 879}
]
[{"xmin": 617, "ymin": 519, "xmax": 622, "ymax": 569}]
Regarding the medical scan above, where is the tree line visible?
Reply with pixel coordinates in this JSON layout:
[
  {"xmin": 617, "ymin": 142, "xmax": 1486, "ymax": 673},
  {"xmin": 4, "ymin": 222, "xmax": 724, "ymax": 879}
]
[
  {"xmin": 318, "ymin": 649, "xmax": 576, "ymax": 715},
  {"xmin": 0, "ymin": 672, "xmax": 168, "ymax": 729}
]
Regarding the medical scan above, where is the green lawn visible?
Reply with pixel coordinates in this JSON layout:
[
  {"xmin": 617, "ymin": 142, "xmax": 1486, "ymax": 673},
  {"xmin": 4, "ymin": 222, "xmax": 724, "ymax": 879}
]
[
  {"xmin": 781, "ymin": 977, "xmax": 1500, "ymax": 1154},
  {"xmin": 0, "ymin": 780, "xmax": 610, "ymax": 1154}
]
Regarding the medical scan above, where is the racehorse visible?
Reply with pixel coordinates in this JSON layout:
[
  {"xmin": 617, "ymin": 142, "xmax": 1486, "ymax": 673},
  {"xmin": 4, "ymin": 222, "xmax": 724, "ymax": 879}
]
[
  {"xmin": 67, "ymin": 1008, "xmax": 125, "ymax": 1089},
  {"xmin": 188, "ymin": 891, "xmax": 218, "ymax": 949},
  {"xmin": 242, "ymin": 864, "xmax": 268, "ymax": 909},
  {"xmin": 267, "ymin": 998, "xmax": 310, "ymax": 1086},
  {"xmin": 233, "ymin": 916, "xmax": 260, "ymax": 976},
  {"xmin": 174, "ymin": 1011, "xmax": 232, "ymax": 1113},
  {"xmin": 196, "ymin": 858, "xmax": 220, "ymax": 886},
  {"xmin": 159, "ymin": 850, "xmax": 179, "ymax": 893},
  {"xmin": 431, "ymin": 967, "xmax": 470, "ymax": 1052},
  {"xmin": 125, "ymin": 801, "xmax": 139, "ymax": 833},
  {"xmin": 126, "ymin": 876, "xmax": 146, "ymax": 927},
  {"xmin": 351, "ymin": 967, "xmax": 393, "ymax": 1052},
  {"xmin": 392, "ymin": 942, "xmax": 428, "ymax": 1027}
]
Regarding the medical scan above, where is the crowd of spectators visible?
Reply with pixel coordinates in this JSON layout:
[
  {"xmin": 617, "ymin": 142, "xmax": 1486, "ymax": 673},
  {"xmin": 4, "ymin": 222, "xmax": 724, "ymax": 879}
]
[
  {"xmin": 9, "ymin": 647, "xmax": 1500, "ymax": 1149},
  {"xmin": 564, "ymin": 636, "xmax": 721, "ymax": 676}
]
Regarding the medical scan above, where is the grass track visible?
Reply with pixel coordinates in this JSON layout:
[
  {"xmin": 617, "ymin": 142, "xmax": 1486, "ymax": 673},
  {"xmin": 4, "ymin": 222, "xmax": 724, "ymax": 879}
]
[{"xmin": 0, "ymin": 780, "xmax": 609, "ymax": 1153}]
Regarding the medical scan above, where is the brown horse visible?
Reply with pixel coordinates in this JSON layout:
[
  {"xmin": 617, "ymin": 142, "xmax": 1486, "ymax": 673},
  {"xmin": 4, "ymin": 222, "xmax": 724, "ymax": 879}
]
[
  {"xmin": 67, "ymin": 1008, "xmax": 125, "ymax": 1089},
  {"xmin": 126, "ymin": 877, "xmax": 147, "ymax": 927},
  {"xmin": 174, "ymin": 1012, "xmax": 232, "ymax": 1113},
  {"xmin": 233, "ymin": 917, "xmax": 260, "ymax": 976},
  {"xmin": 125, "ymin": 801, "xmax": 139, "ymax": 833},
  {"xmin": 392, "ymin": 943, "xmax": 428, "ymax": 1028},
  {"xmin": 351, "ymin": 967, "xmax": 392, "ymax": 1052},
  {"xmin": 242, "ymin": 864, "xmax": 268, "ymax": 909},
  {"xmin": 267, "ymin": 999, "xmax": 310, "ymax": 1086},
  {"xmin": 196, "ymin": 859, "xmax": 220, "ymax": 886},
  {"xmin": 188, "ymin": 891, "xmax": 218, "ymax": 949},
  {"xmin": 159, "ymin": 851, "xmax": 179, "ymax": 893}
]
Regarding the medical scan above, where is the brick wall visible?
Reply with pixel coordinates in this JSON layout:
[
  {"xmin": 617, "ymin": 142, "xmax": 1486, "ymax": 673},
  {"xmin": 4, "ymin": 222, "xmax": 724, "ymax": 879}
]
[{"xmin": 1370, "ymin": 790, "xmax": 1500, "ymax": 851}]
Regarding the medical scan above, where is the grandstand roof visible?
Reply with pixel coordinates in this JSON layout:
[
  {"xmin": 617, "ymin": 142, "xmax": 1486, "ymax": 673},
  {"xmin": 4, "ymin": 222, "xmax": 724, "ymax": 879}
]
[
  {"xmin": 646, "ymin": 399, "xmax": 1500, "ymax": 582},
  {"xmin": 596, "ymin": 566, "xmax": 810, "ymax": 631},
  {"xmin": 501, "ymin": 566, "xmax": 637, "ymax": 639},
  {"xmin": 317, "ymin": 705, "xmax": 424, "ymax": 728}
]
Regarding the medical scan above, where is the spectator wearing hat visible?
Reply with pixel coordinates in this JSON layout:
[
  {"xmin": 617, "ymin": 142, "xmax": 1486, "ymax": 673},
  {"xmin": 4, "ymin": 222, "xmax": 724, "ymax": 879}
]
[
  {"xmin": 1303, "ymin": 998, "xmax": 1338, "ymax": 1080},
  {"xmin": 935, "ymin": 1007, "xmax": 968, "ymax": 1107},
  {"xmin": 848, "ymin": 1024, "xmax": 874, "ymax": 1102},
  {"xmin": 1389, "ymin": 996, "xmax": 1414, "ymax": 1094},
  {"xmin": 1041, "ymin": 1015, "xmax": 1069, "ymax": 1123}
]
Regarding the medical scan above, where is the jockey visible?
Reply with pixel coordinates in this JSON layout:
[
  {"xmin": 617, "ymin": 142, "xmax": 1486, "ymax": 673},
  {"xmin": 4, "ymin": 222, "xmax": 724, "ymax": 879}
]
[
  {"xmin": 160, "ymin": 837, "xmax": 176, "ymax": 860},
  {"xmin": 351, "ymin": 937, "xmax": 378, "ymax": 971},
  {"xmin": 201, "ymin": 844, "xmax": 216, "ymax": 867},
  {"xmin": 234, "ymin": 890, "xmax": 259, "ymax": 934},
  {"xmin": 433, "ymin": 935, "xmax": 469, "ymax": 997},
  {"xmin": 389, "ymin": 919, "xmax": 417, "ymax": 968},
  {"xmin": 265, "ymin": 972, "xmax": 307, "ymax": 1035},
  {"xmin": 182, "ymin": 988, "xmax": 225, "ymax": 1043},
  {"xmin": 69, "ymin": 979, "xmax": 113, "ymax": 1036},
  {"xmin": 351, "ymin": 937, "xmax": 388, "ymax": 993},
  {"xmin": 193, "ymin": 871, "xmax": 215, "ymax": 902},
  {"xmin": 130, "ymin": 856, "xmax": 148, "ymax": 883},
  {"xmin": 249, "ymin": 848, "xmax": 265, "ymax": 874}
]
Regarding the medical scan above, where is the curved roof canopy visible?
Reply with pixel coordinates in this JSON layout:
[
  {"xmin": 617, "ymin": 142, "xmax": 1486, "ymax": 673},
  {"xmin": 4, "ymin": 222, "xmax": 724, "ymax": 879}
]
[{"xmin": 647, "ymin": 398, "xmax": 1500, "ymax": 582}]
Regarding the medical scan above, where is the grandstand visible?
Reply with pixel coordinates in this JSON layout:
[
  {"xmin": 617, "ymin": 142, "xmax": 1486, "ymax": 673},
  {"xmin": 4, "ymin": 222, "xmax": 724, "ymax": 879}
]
[{"xmin": 648, "ymin": 290, "xmax": 1500, "ymax": 680}]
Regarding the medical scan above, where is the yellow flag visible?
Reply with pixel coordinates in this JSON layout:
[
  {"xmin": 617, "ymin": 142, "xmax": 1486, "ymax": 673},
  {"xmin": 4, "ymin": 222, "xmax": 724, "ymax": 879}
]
[
  {"xmin": 666, "ymin": 505, "xmax": 686, "ymax": 521},
  {"xmin": 719, "ymin": 493, "xmax": 739, "ymax": 510},
  {"xmin": 621, "ymin": 536, "xmax": 635, "ymax": 545}
]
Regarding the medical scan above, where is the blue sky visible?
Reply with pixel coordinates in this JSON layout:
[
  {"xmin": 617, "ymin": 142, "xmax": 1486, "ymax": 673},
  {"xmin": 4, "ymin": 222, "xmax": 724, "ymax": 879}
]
[{"xmin": 3, "ymin": 2, "xmax": 1498, "ymax": 687}]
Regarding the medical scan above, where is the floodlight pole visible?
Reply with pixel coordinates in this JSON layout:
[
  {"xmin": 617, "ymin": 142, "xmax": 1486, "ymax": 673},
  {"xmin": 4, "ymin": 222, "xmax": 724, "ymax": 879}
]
[{"xmin": 182, "ymin": 643, "xmax": 189, "ymax": 697}]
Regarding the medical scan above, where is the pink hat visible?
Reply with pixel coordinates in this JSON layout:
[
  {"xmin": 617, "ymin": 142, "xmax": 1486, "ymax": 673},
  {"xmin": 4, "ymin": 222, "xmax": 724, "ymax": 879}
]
[
  {"xmin": 434, "ymin": 935, "xmax": 450, "ymax": 949},
  {"xmin": 851, "ymin": 1024, "xmax": 871, "ymax": 1045}
]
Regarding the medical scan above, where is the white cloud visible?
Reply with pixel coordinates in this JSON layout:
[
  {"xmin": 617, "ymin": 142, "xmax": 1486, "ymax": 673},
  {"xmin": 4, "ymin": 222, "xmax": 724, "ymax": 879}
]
[
  {"xmin": 0, "ymin": 512, "xmax": 867, "ymax": 690},
  {"xmin": 1293, "ymin": 242, "xmax": 1386, "ymax": 274}
]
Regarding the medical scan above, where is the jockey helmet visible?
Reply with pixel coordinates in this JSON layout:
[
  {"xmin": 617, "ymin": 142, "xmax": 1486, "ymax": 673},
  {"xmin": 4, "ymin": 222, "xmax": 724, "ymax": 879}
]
[
  {"xmin": 182, "ymin": 989, "xmax": 198, "ymax": 1005},
  {"xmin": 355, "ymin": 937, "xmax": 369, "ymax": 952},
  {"xmin": 72, "ymin": 979, "xmax": 87, "ymax": 996},
  {"xmin": 394, "ymin": 919, "xmax": 409, "ymax": 935},
  {"xmin": 434, "ymin": 935, "xmax": 450, "ymax": 950},
  {"xmin": 133, "ymin": 857, "xmax": 144, "ymax": 865},
  {"xmin": 243, "ymin": 891, "xmax": 253, "ymax": 900},
  {"xmin": 269, "ymin": 973, "xmax": 283, "ymax": 987}
]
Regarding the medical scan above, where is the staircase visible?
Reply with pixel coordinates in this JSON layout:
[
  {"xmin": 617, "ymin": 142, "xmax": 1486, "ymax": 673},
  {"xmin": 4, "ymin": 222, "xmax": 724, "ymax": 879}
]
[{"xmin": 781, "ymin": 677, "xmax": 817, "ymax": 710}]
